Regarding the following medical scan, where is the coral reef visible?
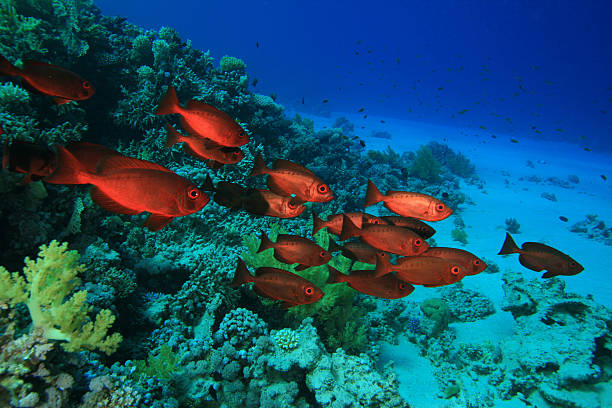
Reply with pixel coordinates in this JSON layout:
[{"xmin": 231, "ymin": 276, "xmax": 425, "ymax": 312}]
[{"xmin": 570, "ymin": 214, "xmax": 612, "ymax": 246}]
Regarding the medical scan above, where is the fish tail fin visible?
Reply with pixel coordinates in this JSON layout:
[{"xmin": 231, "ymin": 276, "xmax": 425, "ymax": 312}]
[
  {"xmin": 498, "ymin": 232, "xmax": 521, "ymax": 255},
  {"xmin": 248, "ymin": 153, "xmax": 268, "ymax": 177},
  {"xmin": 312, "ymin": 210, "xmax": 326, "ymax": 235},
  {"xmin": 0, "ymin": 54, "xmax": 20, "ymax": 77},
  {"xmin": 364, "ymin": 179, "xmax": 384, "ymax": 207},
  {"xmin": 257, "ymin": 230, "xmax": 274, "ymax": 253},
  {"xmin": 44, "ymin": 145, "xmax": 92, "ymax": 185},
  {"xmin": 202, "ymin": 174, "xmax": 215, "ymax": 192},
  {"xmin": 231, "ymin": 258, "xmax": 254, "ymax": 287},
  {"xmin": 374, "ymin": 252, "xmax": 392, "ymax": 277},
  {"xmin": 155, "ymin": 85, "xmax": 179, "ymax": 116},
  {"xmin": 339, "ymin": 214, "xmax": 360, "ymax": 241},
  {"xmin": 326, "ymin": 265, "xmax": 347, "ymax": 284},
  {"xmin": 165, "ymin": 124, "xmax": 183, "ymax": 148}
]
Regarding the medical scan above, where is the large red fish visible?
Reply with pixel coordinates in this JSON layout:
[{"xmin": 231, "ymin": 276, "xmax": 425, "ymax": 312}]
[
  {"xmin": 364, "ymin": 180, "xmax": 452, "ymax": 221},
  {"xmin": 44, "ymin": 146, "xmax": 209, "ymax": 231},
  {"xmin": 312, "ymin": 211, "xmax": 386, "ymax": 235},
  {"xmin": 422, "ymin": 247, "xmax": 487, "ymax": 275},
  {"xmin": 374, "ymin": 253, "xmax": 465, "ymax": 287},
  {"xmin": 498, "ymin": 233, "xmax": 584, "ymax": 278},
  {"xmin": 258, "ymin": 231, "xmax": 331, "ymax": 270},
  {"xmin": 0, "ymin": 54, "xmax": 95, "ymax": 104},
  {"xmin": 2, "ymin": 138, "xmax": 55, "ymax": 184},
  {"xmin": 340, "ymin": 215, "xmax": 429, "ymax": 256},
  {"xmin": 327, "ymin": 266, "xmax": 414, "ymax": 299},
  {"xmin": 232, "ymin": 259, "xmax": 323, "ymax": 308},
  {"xmin": 155, "ymin": 85, "xmax": 249, "ymax": 147},
  {"xmin": 165, "ymin": 124, "xmax": 244, "ymax": 168},
  {"xmin": 381, "ymin": 215, "xmax": 436, "ymax": 239},
  {"xmin": 249, "ymin": 153, "xmax": 334, "ymax": 203}
]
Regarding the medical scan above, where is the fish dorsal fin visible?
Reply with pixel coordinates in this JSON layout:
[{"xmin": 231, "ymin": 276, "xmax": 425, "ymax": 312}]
[
  {"xmin": 89, "ymin": 186, "xmax": 140, "ymax": 215},
  {"xmin": 186, "ymin": 99, "xmax": 226, "ymax": 116},
  {"xmin": 98, "ymin": 155, "xmax": 172, "ymax": 173},
  {"xmin": 252, "ymin": 285, "xmax": 276, "ymax": 300},
  {"xmin": 144, "ymin": 214, "xmax": 174, "ymax": 231},
  {"xmin": 23, "ymin": 59, "xmax": 60, "ymax": 70},
  {"xmin": 522, "ymin": 242, "xmax": 564, "ymax": 257},
  {"xmin": 272, "ymin": 159, "xmax": 314, "ymax": 175}
]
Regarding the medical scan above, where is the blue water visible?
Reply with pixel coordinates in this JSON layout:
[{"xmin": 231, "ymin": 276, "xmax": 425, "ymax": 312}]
[{"xmin": 98, "ymin": 0, "xmax": 612, "ymax": 149}]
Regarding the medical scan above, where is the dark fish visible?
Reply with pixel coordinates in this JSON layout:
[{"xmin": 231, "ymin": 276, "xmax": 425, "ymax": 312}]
[
  {"xmin": 358, "ymin": 108, "xmax": 364, "ymax": 112},
  {"xmin": 380, "ymin": 215, "xmax": 436, "ymax": 239},
  {"xmin": 232, "ymin": 259, "xmax": 323, "ymax": 308},
  {"xmin": 301, "ymin": 96, "xmax": 304, "ymax": 104},
  {"xmin": 2, "ymin": 139, "xmax": 55, "ymax": 184},
  {"xmin": 359, "ymin": 140, "xmax": 365, "ymax": 147},
  {"xmin": 510, "ymin": 138, "xmax": 519, "ymax": 143},
  {"xmin": 327, "ymin": 266, "xmax": 414, "ymax": 299},
  {"xmin": 322, "ymin": 99, "xmax": 329, "ymax": 103},
  {"xmin": 380, "ymin": 120, "xmax": 385, "ymax": 123},
  {"xmin": 601, "ymin": 174, "xmax": 607, "ymax": 181},
  {"xmin": 252, "ymin": 78, "xmax": 258, "ymax": 87},
  {"xmin": 327, "ymin": 240, "xmax": 381, "ymax": 265},
  {"xmin": 559, "ymin": 216, "xmax": 568, "ymax": 222},
  {"xmin": 497, "ymin": 233, "xmax": 584, "ymax": 278},
  {"xmin": 256, "ymin": 41, "xmax": 259, "ymax": 48},
  {"xmin": 0, "ymin": 54, "xmax": 95, "ymax": 104}
]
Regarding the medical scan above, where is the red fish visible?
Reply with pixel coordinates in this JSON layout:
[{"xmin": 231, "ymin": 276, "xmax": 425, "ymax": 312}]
[
  {"xmin": 0, "ymin": 54, "xmax": 95, "ymax": 104},
  {"xmin": 364, "ymin": 180, "xmax": 452, "ymax": 221},
  {"xmin": 155, "ymin": 85, "xmax": 249, "ymax": 147},
  {"xmin": 204, "ymin": 176, "xmax": 306, "ymax": 218},
  {"xmin": 374, "ymin": 252, "xmax": 465, "ymax": 287},
  {"xmin": 327, "ymin": 266, "xmax": 414, "ymax": 299},
  {"xmin": 498, "ymin": 233, "xmax": 584, "ymax": 278},
  {"xmin": 328, "ymin": 240, "xmax": 382, "ymax": 265},
  {"xmin": 44, "ymin": 146, "xmax": 209, "ymax": 231},
  {"xmin": 312, "ymin": 211, "xmax": 386, "ymax": 235},
  {"xmin": 232, "ymin": 259, "xmax": 323, "ymax": 308},
  {"xmin": 258, "ymin": 231, "xmax": 331, "ymax": 270},
  {"xmin": 381, "ymin": 215, "xmax": 436, "ymax": 239},
  {"xmin": 2, "ymin": 139, "xmax": 55, "ymax": 184},
  {"xmin": 165, "ymin": 124, "xmax": 244, "ymax": 168},
  {"xmin": 64, "ymin": 141, "xmax": 124, "ymax": 173},
  {"xmin": 249, "ymin": 153, "xmax": 334, "ymax": 203},
  {"xmin": 422, "ymin": 247, "xmax": 487, "ymax": 275},
  {"xmin": 340, "ymin": 215, "xmax": 429, "ymax": 256}
]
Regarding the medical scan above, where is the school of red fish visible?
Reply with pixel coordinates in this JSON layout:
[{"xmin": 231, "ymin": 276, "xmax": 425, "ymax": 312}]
[{"xmin": 0, "ymin": 54, "xmax": 584, "ymax": 308}]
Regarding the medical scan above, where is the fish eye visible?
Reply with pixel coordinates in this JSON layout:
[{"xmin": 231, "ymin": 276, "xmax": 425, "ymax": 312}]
[
  {"xmin": 239, "ymin": 131, "xmax": 246, "ymax": 137},
  {"xmin": 414, "ymin": 238, "xmax": 422, "ymax": 247},
  {"xmin": 451, "ymin": 266, "xmax": 461, "ymax": 275},
  {"xmin": 187, "ymin": 188, "xmax": 200, "ymax": 200},
  {"xmin": 474, "ymin": 260, "xmax": 481, "ymax": 265},
  {"xmin": 318, "ymin": 184, "xmax": 328, "ymax": 193},
  {"xmin": 372, "ymin": 219, "xmax": 380, "ymax": 224},
  {"xmin": 399, "ymin": 282, "xmax": 407, "ymax": 290},
  {"xmin": 320, "ymin": 250, "xmax": 327, "ymax": 258},
  {"xmin": 304, "ymin": 286, "xmax": 314, "ymax": 296},
  {"xmin": 569, "ymin": 261, "xmax": 576, "ymax": 267},
  {"xmin": 288, "ymin": 201, "xmax": 296, "ymax": 209},
  {"xmin": 82, "ymin": 81, "xmax": 91, "ymax": 89},
  {"xmin": 436, "ymin": 203, "xmax": 445, "ymax": 211}
]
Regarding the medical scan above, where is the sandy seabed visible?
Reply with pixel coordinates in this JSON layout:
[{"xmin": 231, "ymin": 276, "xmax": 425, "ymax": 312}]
[{"xmin": 306, "ymin": 111, "xmax": 612, "ymax": 407}]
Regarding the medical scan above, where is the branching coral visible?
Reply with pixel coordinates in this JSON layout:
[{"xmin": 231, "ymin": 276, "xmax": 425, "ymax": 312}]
[{"xmin": 0, "ymin": 241, "xmax": 122, "ymax": 354}]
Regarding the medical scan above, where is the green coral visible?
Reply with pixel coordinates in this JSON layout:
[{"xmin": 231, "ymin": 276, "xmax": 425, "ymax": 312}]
[
  {"xmin": 220, "ymin": 55, "xmax": 246, "ymax": 73},
  {"xmin": 0, "ymin": 241, "xmax": 122, "ymax": 355},
  {"xmin": 133, "ymin": 345, "xmax": 180, "ymax": 380},
  {"xmin": 410, "ymin": 145, "xmax": 442, "ymax": 182},
  {"xmin": 420, "ymin": 298, "xmax": 450, "ymax": 336}
]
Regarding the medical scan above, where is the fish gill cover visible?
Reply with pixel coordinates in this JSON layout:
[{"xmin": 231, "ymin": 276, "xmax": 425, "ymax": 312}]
[{"xmin": 0, "ymin": 1, "xmax": 610, "ymax": 408}]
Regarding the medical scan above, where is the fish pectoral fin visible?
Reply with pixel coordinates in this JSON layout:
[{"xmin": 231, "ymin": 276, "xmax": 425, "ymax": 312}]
[
  {"xmin": 294, "ymin": 264, "xmax": 310, "ymax": 271},
  {"xmin": 280, "ymin": 301, "xmax": 299, "ymax": 309},
  {"xmin": 144, "ymin": 214, "xmax": 174, "ymax": 231},
  {"xmin": 89, "ymin": 187, "xmax": 141, "ymax": 215},
  {"xmin": 541, "ymin": 271, "xmax": 557, "ymax": 279},
  {"xmin": 53, "ymin": 97, "xmax": 73, "ymax": 105},
  {"xmin": 266, "ymin": 176, "xmax": 289, "ymax": 196}
]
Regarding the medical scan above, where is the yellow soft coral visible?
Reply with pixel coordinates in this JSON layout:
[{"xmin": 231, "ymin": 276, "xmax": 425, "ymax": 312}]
[{"xmin": 0, "ymin": 241, "xmax": 122, "ymax": 355}]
